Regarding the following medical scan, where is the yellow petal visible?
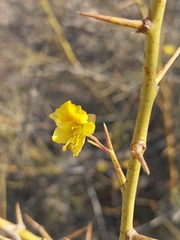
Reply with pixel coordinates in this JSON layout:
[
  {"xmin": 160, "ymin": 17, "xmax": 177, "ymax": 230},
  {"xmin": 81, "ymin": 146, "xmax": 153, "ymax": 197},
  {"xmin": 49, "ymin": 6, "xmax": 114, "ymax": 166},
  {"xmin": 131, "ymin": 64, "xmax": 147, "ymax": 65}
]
[
  {"xmin": 74, "ymin": 105, "xmax": 88, "ymax": 123},
  {"xmin": 83, "ymin": 122, "xmax": 95, "ymax": 136},
  {"xmin": 57, "ymin": 101, "xmax": 88, "ymax": 124},
  {"xmin": 61, "ymin": 131, "xmax": 86, "ymax": 156},
  {"xmin": 52, "ymin": 127, "xmax": 71, "ymax": 143},
  {"xmin": 49, "ymin": 112, "xmax": 60, "ymax": 125},
  {"xmin": 58, "ymin": 121, "xmax": 74, "ymax": 130},
  {"xmin": 71, "ymin": 132, "xmax": 86, "ymax": 156}
]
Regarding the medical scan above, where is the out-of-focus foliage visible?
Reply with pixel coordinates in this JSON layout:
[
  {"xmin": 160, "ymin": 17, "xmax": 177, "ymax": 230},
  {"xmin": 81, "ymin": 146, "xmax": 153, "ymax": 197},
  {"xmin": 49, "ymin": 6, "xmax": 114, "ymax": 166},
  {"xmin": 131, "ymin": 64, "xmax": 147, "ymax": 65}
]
[{"xmin": 0, "ymin": 0, "xmax": 179, "ymax": 239}]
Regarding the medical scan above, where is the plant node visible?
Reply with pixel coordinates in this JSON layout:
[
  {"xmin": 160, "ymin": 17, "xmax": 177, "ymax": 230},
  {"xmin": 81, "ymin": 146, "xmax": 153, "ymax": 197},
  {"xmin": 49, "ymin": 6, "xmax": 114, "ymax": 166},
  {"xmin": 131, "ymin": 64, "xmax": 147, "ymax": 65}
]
[
  {"xmin": 126, "ymin": 229, "xmax": 157, "ymax": 240},
  {"xmin": 137, "ymin": 18, "xmax": 151, "ymax": 33},
  {"xmin": 131, "ymin": 140, "xmax": 150, "ymax": 175}
]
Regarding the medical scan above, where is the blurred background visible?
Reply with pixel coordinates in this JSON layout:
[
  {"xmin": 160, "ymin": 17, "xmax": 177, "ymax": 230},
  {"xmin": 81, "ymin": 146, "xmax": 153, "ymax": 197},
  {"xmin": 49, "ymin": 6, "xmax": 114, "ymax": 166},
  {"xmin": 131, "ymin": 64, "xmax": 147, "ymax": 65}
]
[{"xmin": 0, "ymin": 0, "xmax": 180, "ymax": 239}]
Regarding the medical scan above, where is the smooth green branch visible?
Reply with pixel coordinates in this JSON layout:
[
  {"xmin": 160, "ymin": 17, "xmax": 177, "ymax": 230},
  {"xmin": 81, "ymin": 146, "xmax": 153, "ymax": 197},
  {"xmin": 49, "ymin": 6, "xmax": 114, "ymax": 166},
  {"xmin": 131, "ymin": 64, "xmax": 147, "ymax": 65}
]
[
  {"xmin": 120, "ymin": 0, "xmax": 167, "ymax": 239},
  {"xmin": 132, "ymin": 0, "xmax": 167, "ymax": 142}
]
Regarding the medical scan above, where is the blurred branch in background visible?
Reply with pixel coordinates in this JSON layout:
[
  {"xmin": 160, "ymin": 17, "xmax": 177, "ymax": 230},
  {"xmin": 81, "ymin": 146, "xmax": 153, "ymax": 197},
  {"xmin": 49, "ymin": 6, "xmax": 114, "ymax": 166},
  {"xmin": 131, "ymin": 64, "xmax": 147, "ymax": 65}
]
[
  {"xmin": 0, "ymin": 150, "xmax": 7, "ymax": 219},
  {"xmin": 40, "ymin": 0, "xmax": 118, "ymax": 113},
  {"xmin": 85, "ymin": 171, "xmax": 110, "ymax": 240},
  {"xmin": 160, "ymin": 79, "xmax": 178, "ymax": 202},
  {"xmin": 40, "ymin": 0, "xmax": 81, "ymax": 67}
]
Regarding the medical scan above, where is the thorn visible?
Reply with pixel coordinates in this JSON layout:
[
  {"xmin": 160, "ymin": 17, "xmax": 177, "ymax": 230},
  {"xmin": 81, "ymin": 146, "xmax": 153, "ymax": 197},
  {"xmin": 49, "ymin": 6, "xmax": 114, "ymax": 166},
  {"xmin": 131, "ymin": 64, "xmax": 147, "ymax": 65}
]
[
  {"xmin": 24, "ymin": 214, "xmax": 52, "ymax": 239},
  {"xmin": 77, "ymin": 11, "xmax": 143, "ymax": 30},
  {"xmin": 131, "ymin": 140, "xmax": 150, "ymax": 175},
  {"xmin": 85, "ymin": 222, "xmax": 93, "ymax": 240},
  {"xmin": 103, "ymin": 123, "xmax": 113, "ymax": 150},
  {"xmin": 15, "ymin": 202, "xmax": 26, "ymax": 230}
]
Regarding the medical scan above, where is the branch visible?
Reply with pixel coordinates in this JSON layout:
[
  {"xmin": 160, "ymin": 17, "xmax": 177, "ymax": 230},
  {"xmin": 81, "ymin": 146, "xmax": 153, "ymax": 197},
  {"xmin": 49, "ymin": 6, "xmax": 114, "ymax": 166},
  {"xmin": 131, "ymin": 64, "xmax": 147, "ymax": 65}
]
[
  {"xmin": 85, "ymin": 222, "xmax": 93, "ymax": 240},
  {"xmin": 60, "ymin": 227, "xmax": 87, "ymax": 240},
  {"xmin": 40, "ymin": 0, "xmax": 80, "ymax": 67},
  {"xmin": 103, "ymin": 123, "xmax": 126, "ymax": 187},
  {"xmin": 0, "ymin": 217, "xmax": 42, "ymax": 240},
  {"xmin": 156, "ymin": 46, "xmax": 180, "ymax": 84},
  {"xmin": 120, "ymin": 0, "xmax": 167, "ymax": 239},
  {"xmin": 85, "ymin": 172, "xmax": 110, "ymax": 240},
  {"xmin": 88, "ymin": 124, "xmax": 126, "ymax": 188}
]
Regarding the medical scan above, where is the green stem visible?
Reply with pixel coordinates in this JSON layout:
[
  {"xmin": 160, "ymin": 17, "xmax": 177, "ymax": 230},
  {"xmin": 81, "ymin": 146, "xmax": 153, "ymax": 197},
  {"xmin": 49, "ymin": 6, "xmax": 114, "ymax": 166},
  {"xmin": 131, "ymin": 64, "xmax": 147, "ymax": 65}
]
[{"xmin": 119, "ymin": 1, "xmax": 167, "ymax": 239}]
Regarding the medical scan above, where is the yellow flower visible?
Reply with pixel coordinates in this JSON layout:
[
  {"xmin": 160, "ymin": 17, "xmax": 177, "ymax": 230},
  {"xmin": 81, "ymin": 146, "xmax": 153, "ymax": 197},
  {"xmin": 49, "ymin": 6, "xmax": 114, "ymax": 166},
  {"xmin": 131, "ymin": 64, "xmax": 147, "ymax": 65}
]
[{"xmin": 49, "ymin": 100, "xmax": 96, "ymax": 156}]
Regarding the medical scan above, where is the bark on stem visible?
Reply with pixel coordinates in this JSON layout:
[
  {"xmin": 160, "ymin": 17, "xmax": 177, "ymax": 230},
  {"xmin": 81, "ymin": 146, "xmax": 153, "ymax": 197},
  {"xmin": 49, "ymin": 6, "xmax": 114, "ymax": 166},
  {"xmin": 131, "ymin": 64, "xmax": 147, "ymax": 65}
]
[{"xmin": 119, "ymin": 1, "xmax": 167, "ymax": 239}]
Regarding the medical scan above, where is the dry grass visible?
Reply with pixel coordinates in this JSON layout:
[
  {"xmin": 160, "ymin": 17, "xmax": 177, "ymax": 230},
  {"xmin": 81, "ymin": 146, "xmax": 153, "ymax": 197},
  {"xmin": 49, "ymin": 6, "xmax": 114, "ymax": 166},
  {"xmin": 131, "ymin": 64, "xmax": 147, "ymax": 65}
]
[{"xmin": 0, "ymin": 0, "xmax": 179, "ymax": 239}]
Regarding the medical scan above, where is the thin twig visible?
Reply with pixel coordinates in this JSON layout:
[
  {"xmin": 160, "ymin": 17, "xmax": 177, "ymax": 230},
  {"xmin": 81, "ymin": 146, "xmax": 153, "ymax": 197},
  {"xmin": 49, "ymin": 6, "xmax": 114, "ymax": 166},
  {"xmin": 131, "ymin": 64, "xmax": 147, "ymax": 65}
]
[
  {"xmin": 156, "ymin": 46, "xmax": 180, "ymax": 84},
  {"xmin": 85, "ymin": 222, "xmax": 93, "ymax": 240},
  {"xmin": 85, "ymin": 171, "xmax": 110, "ymax": 240},
  {"xmin": 0, "ymin": 150, "xmax": 6, "ymax": 219},
  {"xmin": 40, "ymin": 0, "xmax": 80, "ymax": 67},
  {"xmin": 60, "ymin": 226, "xmax": 87, "ymax": 240}
]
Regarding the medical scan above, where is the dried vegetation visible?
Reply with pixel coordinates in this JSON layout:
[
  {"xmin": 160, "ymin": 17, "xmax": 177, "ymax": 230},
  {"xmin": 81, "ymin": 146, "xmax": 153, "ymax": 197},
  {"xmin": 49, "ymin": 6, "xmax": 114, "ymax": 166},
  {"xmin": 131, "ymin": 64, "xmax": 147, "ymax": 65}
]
[{"xmin": 0, "ymin": 0, "xmax": 180, "ymax": 239}]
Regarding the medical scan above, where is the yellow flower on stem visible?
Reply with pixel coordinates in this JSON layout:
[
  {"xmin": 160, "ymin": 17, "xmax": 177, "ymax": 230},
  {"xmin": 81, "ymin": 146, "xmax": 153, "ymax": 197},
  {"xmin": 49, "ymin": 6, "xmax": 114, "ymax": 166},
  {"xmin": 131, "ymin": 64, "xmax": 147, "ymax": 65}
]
[{"xmin": 49, "ymin": 100, "xmax": 96, "ymax": 156}]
